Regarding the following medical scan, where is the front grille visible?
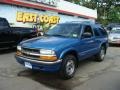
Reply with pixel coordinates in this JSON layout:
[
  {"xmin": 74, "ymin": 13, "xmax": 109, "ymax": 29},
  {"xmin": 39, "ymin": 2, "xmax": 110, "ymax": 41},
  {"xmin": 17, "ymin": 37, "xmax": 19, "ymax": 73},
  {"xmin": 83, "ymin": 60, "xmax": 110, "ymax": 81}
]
[
  {"xmin": 21, "ymin": 47, "xmax": 40, "ymax": 60},
  {"xmin": 22, "ymin": 53, "xmax": 39, "ymax": 60},
  {"xmin": 22, "ymin": 47, "xmax": 40, "ymax": 54}
]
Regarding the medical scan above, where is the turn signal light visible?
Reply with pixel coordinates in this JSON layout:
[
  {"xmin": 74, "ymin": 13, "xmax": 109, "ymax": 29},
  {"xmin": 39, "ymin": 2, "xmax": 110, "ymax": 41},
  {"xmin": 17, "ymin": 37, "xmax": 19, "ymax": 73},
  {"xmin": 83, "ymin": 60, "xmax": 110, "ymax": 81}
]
[
  {"xmin": 16, "ymin": 51, "xmax": 22, "ymax": 56},
  {"xmin": 39, "ymin": 56, "xmax": 57, "ymax": 61}
]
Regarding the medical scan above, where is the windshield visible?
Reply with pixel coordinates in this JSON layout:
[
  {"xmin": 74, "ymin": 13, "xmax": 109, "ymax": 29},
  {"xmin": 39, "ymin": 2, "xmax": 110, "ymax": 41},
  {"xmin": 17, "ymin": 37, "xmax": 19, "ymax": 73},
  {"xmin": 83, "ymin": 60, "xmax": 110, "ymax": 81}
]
[
  {"xmin": 110, "ymin": 30, "xmax": 120, "ymax": 34},
  {"xmin": 45, "ymin": 23, "xmax": 81, "ymax": 38},
  {"xmin": 112, "ymin": 28, "xmax": 120, "ymax": 31}
]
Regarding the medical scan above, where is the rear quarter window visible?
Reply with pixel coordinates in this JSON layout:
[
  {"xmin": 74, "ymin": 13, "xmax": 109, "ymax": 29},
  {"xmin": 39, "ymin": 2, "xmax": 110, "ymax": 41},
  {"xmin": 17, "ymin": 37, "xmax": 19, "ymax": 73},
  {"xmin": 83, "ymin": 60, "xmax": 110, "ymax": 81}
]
[
  {"xmin": 99, "ymin": 28, "xmax": 108, "ymax": 36},
  {"xmin": 94, "ymin": 28, "xmax": 101, "ymax": 36}
]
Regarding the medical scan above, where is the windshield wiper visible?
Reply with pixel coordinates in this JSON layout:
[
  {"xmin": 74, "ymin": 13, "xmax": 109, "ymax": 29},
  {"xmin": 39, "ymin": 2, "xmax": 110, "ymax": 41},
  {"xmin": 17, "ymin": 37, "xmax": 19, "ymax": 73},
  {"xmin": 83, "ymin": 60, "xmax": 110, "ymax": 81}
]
[
  {"xmin": 44, "ymin": 34, "xmax": 66, "ymax": 37},
  {"xmin": 52, "ymin": 34, "xmax": 64, "ymax": 36},
  {"xmin": 52, "ymin": 34, "xmax": 68, "ymax": 37},
  {"xmin": 44, "ymin": 33, "xmax": 52, "ymax": 36}
]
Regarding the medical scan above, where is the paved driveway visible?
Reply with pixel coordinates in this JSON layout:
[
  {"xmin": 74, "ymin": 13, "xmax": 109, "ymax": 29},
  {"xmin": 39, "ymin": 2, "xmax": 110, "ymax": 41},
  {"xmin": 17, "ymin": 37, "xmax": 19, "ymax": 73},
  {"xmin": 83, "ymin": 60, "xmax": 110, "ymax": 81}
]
[{"xmin": 0, "ymin": 46, "xmax": 120, "ymax": 90}]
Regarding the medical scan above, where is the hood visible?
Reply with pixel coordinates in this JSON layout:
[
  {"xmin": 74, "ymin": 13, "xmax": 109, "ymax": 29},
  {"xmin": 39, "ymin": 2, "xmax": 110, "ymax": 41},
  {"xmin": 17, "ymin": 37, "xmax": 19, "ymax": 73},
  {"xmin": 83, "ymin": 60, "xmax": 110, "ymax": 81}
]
[
  {"xmin": 21, "ymin": 36, "xmax": 78, "ymax": 50},
  {"xmin": 109, "ymin": 33, "xmax": 120, "ymax": 38}
]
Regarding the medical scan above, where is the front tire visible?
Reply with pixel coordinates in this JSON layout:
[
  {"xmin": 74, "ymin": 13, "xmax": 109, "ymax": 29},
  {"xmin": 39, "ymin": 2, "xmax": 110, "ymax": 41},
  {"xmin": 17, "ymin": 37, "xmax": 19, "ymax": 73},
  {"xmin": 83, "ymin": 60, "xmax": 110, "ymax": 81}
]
[{"xmin": 59, "ymin": 55, "xmax": 76, "ymax": 79}]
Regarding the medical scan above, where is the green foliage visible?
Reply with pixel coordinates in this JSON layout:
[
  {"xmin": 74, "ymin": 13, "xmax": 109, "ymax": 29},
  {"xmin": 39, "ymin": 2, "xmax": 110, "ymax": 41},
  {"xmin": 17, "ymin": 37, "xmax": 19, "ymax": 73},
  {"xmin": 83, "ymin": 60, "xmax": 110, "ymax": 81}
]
[{"xmin": 65, "ymin": 0, "xmax": 120, "ymax": 25}]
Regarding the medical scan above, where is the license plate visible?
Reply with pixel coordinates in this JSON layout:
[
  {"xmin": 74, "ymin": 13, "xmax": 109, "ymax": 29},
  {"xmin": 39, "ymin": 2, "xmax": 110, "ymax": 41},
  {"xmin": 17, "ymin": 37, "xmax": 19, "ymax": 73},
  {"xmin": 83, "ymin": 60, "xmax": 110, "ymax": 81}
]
[{"xmin": 25, "ymin": 62, "xmax": 32, "ymax": 69}]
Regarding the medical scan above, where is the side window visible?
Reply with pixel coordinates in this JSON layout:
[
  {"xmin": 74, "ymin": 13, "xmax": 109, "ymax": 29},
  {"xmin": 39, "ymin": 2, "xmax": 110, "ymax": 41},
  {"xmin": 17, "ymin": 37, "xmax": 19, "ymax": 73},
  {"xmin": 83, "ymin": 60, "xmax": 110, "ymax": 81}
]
[
  {"xmin": 94, "ymin": 28, "xmax": 101, "ymax": 36},
  {"xmin": 0, "ymin": 18, "xmax": 9, "ymax": 27},
  {"xmin": 81, "ymin": 25, "xmax": 93, "ymax": 39},
  {"xmin": 99, "ymin": 28, "xmax": 108, "ymax": 36}
]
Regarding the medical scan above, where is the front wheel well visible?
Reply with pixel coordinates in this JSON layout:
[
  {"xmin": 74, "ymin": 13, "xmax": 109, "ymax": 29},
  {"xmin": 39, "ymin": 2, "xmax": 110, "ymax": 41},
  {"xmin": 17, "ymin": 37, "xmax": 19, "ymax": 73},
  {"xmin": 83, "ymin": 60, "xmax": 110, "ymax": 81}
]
[{"xmin": 62, "ymin": 50, "xmax": 79, "ymax": 67}]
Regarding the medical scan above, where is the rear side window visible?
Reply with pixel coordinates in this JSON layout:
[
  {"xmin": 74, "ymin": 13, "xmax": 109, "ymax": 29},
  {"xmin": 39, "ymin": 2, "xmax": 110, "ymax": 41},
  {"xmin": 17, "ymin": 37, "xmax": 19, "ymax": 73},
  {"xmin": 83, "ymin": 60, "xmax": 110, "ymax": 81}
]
[
  {"xmin": 99, "ymin": 28, "xmax": 108, "ymax": 36},
  {"xmin": 94, "ymin": 28, "xmax": 101, "ymax": 36}
]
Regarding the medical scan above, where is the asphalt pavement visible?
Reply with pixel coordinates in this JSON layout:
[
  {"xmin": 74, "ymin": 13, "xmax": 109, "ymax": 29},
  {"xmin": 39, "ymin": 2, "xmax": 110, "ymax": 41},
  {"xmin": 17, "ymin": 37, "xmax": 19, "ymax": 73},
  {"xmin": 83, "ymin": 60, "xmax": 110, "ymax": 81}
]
[{"xmin": 0, "ymin": 46, "xmax": 120, "ymax": 90}]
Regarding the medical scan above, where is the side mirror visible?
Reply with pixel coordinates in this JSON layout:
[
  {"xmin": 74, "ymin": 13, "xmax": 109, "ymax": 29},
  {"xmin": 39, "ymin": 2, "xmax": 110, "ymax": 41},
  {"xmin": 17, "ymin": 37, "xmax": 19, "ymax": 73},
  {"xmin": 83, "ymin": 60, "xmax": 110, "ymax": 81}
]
[{"xmin": 82, "ymin": 32, "xmax": 92, "ymax": 39}]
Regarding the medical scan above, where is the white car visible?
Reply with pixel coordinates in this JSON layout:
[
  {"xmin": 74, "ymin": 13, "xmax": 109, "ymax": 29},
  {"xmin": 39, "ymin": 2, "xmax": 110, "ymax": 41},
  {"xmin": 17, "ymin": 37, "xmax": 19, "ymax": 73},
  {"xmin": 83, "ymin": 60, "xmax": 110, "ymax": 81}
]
[
  {"xmin": 109, "ymin": 30, "xmax": 120, "ymax": 44},
  {"xmin": 112, "ymin": 27, "xmax": 120, "ymax": 31}
]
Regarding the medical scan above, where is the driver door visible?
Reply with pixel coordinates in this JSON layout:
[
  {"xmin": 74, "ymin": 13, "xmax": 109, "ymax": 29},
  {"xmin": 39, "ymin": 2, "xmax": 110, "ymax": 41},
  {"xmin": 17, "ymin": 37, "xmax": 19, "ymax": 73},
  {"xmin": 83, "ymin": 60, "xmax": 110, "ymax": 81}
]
[{"xmin": 79, "ymin": 25, "xmax": 96, "ymax": 59}]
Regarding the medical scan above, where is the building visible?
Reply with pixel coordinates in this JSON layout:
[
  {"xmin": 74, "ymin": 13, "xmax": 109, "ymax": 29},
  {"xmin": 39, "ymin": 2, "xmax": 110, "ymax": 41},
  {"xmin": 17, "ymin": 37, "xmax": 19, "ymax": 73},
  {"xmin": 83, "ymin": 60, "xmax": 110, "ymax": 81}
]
[{"xmin": 0, "ymin": 0, "xmax": 97, "ymax": 28}]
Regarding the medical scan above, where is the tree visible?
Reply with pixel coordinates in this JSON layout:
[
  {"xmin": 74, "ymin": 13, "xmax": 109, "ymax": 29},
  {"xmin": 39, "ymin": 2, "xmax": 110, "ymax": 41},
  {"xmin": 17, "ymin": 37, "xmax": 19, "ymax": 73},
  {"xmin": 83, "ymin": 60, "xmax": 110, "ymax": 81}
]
[{"xmin": 65, "ymin": 0, "xmax": 120, "ymax": 25}]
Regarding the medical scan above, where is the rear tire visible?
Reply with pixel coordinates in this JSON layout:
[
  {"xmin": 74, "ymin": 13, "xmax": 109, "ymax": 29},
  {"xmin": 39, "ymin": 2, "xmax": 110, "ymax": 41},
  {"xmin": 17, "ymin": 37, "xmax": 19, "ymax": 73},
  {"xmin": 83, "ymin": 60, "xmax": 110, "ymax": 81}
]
[
  {"xmin": 94, "ymin": 46, "xmax": 106, "ymax": 62},
  {"xmin": 59, "ymin": 54, "xmax": 76, "ymax": 79}
]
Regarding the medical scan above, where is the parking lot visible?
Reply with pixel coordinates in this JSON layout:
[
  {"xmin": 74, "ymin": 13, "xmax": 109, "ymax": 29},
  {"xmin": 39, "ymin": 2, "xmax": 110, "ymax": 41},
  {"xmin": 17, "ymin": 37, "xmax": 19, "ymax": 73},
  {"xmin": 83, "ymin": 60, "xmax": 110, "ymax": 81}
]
[{"xmin": 0, "ymin": 46, "xmax": 120, "ymax": 90}]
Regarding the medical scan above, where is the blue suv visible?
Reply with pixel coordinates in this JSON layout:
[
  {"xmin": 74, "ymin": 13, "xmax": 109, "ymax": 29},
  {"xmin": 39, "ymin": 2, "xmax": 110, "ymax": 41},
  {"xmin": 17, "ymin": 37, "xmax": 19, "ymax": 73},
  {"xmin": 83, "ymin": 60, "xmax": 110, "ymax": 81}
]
[{"xmin": 15, "ymin": 21, "xmax": 108, "ymax": 79}]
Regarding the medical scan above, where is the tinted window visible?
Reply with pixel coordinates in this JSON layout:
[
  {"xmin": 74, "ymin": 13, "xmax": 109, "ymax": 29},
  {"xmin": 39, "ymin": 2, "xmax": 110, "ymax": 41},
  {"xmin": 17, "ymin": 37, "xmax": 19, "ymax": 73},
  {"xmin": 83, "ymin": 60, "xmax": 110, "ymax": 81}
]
[
  {"xmin": 110, "ymin": 30, "xmax": 120, "ymax": 34},
  {"xmin": 0, "ymin": 18, "xmax": 9, "ymax": 26},
  {"xmin": 112, "ymin": 27, "xmax": 120, "ymax": 31},
  {"xmin": 46, "ymin": 23, "xmax": 81, "ymax": 38},
  {"xmin": 94, "ymin": 28, "xmax": 100, "ymax": 36},
  {"xmin": 99, "ymin": 28, "xmax": 107, "ymax": 36}
]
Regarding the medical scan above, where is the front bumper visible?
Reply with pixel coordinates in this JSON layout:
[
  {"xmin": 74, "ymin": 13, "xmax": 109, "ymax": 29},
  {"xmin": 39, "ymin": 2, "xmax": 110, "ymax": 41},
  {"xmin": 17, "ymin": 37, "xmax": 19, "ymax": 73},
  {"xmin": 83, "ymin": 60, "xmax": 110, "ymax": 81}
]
[
  {"xmin": 109, "ymin": 39, "xmax": 120, "ymax": 44},
  {"xmin": 15, "ymin": 56, "xmax": 62, "ymax": 72}
]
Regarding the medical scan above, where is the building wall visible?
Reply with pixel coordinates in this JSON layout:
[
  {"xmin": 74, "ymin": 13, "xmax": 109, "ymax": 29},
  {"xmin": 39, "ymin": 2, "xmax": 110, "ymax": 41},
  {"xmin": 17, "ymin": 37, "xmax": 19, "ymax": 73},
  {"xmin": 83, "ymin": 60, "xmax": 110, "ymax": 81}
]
[
  {"xmin": 57, "ymin": 0, "xmax": 97, "ymax": 19},
  {"xmin": 0, "ymin": 0, "xmax": 97, "ymax": 28},
  {"xmin": 0, "ymin": 4, "xmax": 91, "ymax": 28}
]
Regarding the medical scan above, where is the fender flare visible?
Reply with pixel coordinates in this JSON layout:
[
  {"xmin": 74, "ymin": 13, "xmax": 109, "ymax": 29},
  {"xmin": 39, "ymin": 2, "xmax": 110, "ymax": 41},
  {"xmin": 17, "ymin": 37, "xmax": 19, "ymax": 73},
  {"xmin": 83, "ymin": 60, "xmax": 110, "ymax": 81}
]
[{"xmin": 59, "ymin": 48, "xmax": 78, "ymax": 59}]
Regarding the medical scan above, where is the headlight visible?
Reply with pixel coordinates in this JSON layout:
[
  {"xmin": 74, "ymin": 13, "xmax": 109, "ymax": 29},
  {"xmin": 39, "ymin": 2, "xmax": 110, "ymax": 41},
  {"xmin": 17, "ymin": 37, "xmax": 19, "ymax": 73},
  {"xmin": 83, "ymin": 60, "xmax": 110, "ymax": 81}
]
[
  {"xmin": 17, "ymin": 46, "xmax": 22, "ymax": 51},
  {"xmin": 39, "ymin": 49, "xmax": 57, "ymax": 61},
  {"xmin": 40, "ymin": 49, "xmax": 55, "ymax": 55}
]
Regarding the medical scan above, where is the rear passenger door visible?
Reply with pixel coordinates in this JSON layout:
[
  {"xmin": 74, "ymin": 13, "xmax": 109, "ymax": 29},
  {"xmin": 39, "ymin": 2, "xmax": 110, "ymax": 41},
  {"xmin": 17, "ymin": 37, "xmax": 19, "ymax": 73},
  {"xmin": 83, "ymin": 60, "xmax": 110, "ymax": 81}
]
[
  {"xmin": 80, "ymin": 25, "xmax": 96, "ymax": 58},
  {"xmin": 94, "ymin": 27, "xmax": 108, "ymax": 46},
  {"xmin": 93, "ymin": 27, "xmax": 103, "ymax": 51}
]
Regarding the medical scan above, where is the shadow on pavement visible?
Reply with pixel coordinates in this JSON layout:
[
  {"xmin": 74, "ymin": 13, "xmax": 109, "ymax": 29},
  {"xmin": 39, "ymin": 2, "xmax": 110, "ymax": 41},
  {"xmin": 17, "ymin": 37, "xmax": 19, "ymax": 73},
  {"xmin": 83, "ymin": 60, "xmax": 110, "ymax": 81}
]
[
  {"xmin": 18, "ymin": 69, "xmax": 73, "ymax": 90},
  {"xmin": 109, "ymin": 44, "xmax": 120, "ymax": 47},
  {"xmin": 17, "ymin": 58, "xmax": 95, "ymax": 90}
]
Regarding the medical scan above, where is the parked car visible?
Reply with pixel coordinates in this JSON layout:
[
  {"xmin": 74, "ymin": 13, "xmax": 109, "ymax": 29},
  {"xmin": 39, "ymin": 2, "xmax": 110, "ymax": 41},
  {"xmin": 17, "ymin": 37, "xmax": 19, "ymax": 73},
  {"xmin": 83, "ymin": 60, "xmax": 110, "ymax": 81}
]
[
  {"xmin": 111, "ymin": 27, "xmax": 120, "ymax": 31},
  {"xmin": 108, "ymin": 30, "xmax": 120, "ymax": 45},
  {"xmin": 0, "ymin": 17, "xmax": 37, "ymax": 49},
  {"xmin": 106, "ymin": 23, "xmax": 120, "ymax": 32},
  {"xmin": 15, "ymin": 21, "xmax": 108, "ymax": 79}
]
